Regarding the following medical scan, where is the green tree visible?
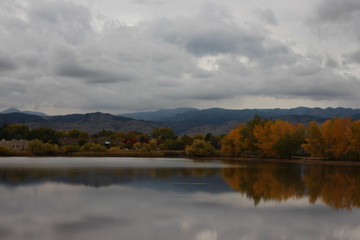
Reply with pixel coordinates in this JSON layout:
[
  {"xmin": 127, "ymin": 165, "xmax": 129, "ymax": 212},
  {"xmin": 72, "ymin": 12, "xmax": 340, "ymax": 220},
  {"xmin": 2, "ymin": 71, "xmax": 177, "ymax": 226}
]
[
  {"xmin": 185, "ymin": 139, "xmax": 216, "ymax": 157},
  {"xmin": 151, "ymin": 128, "xmax": 175, "ymax": 143},
  {"xmin": 67, "ymin": 129, "xmax": 89, "ymax": 139},
  {"xmin": 0, "ymin": 146, "xmax": 15, "ymax": 156},
  {"xmin": 26, "ymin": 139, "xmax": 59, "ymax": 156},
  {"xmin": 80, "ymin": 143, "xmax": 107, "ymax": 152}
]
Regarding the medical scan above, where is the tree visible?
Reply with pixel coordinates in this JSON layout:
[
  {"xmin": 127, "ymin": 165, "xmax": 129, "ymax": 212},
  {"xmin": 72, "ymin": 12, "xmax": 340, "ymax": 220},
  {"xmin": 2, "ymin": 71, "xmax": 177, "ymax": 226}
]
[
  {"xmin": 26, "ymin": 139, "xmax": 59, "ymax": 156},
  {"xmin": 321, "ymin": 118, "xmax": 353, "ymax": 159},
  {"xmin": 67, "ymin": 129, "xmax": 89, "ymax": 139},
  {"xmin": 29, "ymin": 128, "xmax": 60, "ymax": 144},
  {"xmin": 349, "ymin": 120, "xmax": 360, "ymax": 159},
  {"xmin": 254, "ymin": 120, "xmax": 305, "ymax": 158},
  {"xmin": 221, "ymin": 124, "xmax": 247, "ymax": 156},
  {"xmin": 151, "ymin": 128, "xmax": 175, "ymax": 143},
  {"xmin": 0, "ymin": 146, "xmax": 15, "ymax": 156},
  {"xmin": 303, "ymin": 121, "xmax": 325, "ymax": 158},
  {"xmin": 185, "ymin": 139, "xmax": 216, "ymax": 157},
  {"xmin": 80, "ymin": 143, "xmax": 107, "ymax": 152},
  {"xmin": 0, "ymin": 124, "xmax": 30, "ymax": 140}
]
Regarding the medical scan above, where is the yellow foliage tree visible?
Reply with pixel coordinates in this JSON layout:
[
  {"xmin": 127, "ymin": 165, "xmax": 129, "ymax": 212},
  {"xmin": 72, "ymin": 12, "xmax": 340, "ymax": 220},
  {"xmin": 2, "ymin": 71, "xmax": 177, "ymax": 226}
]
[
  {"xmin": 303, "ymin": 121, "xmax": 325, "ymax": 158},
  {"xmin": 221, "ymin": 124, "xmax": 246, "ymax": 156},
  {"xmin": 321, "ymin": 118, "xmax": 352, "ymax": 159},
  {"xmin": 254, "ymin": 120, "xmax": 304, "ymax": 158}
]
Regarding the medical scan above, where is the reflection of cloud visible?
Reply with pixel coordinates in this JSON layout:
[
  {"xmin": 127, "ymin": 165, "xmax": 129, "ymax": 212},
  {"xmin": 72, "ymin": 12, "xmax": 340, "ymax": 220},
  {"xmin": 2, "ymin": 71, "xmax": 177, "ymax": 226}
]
[
  {"xmin": 0, "ymin": 181, "xmax": 359, "ymax": 240},
  {"xmin": 53, "ymin": 216, "xmax": 130, "ymax": 236},
  {"xmin": 196, "ymin": 230, "xmax": 217, "ymax": 240}
]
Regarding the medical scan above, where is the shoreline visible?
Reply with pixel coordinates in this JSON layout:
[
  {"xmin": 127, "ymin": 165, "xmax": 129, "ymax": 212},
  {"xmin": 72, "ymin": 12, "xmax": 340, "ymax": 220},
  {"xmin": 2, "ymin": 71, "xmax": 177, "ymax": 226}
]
[
  {"xmin": 2, "ymin": 151, "xmax": 360, "ymax": 167},
  {"xmin": 191, "ymin": 156, "xmax": 360, "ymax": 167}
]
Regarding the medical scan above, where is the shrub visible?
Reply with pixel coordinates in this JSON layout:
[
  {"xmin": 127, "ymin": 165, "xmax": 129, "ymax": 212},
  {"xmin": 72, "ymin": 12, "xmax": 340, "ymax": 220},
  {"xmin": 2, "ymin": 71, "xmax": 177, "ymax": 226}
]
[
  {"xmin": 26, "ymin": 139, "xmax": 59, "ymax": 156},
  {"xmin": 185, "ymin": 139, "xmax": 216, "ymax": 157},
  {"xmin": 80, "ymin": 143, "xmax": 107, "ymax": 152},
  {"xmin": 0, "ymin": 146, "xmax": 15, "ymax": 156},
  {"xmin": 61, "ymin": 144, "xmax": 80, "ymax": 153}
]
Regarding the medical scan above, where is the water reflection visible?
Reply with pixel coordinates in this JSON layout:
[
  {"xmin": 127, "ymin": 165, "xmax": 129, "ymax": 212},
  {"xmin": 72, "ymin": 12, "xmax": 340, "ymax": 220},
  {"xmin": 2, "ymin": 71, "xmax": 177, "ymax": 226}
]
[
  {"xmin": 0, "ymin": 157, "xmax": 360, "ymax": 240},
  {"xmin": 0, "ymin": 158, "xmax": 360, "ymax": 210}
]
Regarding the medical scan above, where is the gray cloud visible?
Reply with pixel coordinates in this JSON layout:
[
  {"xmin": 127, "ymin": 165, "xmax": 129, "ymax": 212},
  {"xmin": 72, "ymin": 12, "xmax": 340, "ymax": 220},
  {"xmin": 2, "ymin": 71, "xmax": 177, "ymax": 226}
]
[
  {"xmin": 0, "ymin": 0, "xmax": 359, "ymax": 114},
  {"xmin": 255, "ymin": 9, "xmax": 278, "ymax": 26},
  {"xmin": 28, "ymin": 0, "xmax": 92, "ymax": 45},
  {"xmin": 345, "ymin": 49, "xmax": 360, "ymax": 64},
  {"xmin": 313, "ymin": 0, "xmax": 360, "ymax": 23},
  {"xmin": 0, "ymin": 57, "xmax": 16, "ymax": 71}
]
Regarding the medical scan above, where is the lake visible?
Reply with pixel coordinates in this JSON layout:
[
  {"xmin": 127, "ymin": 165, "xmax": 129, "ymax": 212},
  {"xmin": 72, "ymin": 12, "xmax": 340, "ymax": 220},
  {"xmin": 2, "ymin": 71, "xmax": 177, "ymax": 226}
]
[{"xmin": 0, "ymin": 157, "xmax": 359, "ymax": 240}]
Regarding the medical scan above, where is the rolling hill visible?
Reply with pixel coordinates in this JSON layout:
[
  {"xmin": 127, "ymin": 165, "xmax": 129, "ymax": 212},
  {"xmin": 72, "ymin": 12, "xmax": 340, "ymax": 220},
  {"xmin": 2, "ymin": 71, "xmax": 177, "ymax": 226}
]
[
  {"xmin": 2, "ymin": 107, "xmax": 360, "ymax": 135},
  {"xmin": 0, "ymin": 112, "xmax": 163, "ymax": 134}
]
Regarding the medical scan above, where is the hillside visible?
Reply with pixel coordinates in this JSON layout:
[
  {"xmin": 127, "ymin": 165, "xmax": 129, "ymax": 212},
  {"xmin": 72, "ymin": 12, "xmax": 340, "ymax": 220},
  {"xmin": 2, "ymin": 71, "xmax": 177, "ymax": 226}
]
[
  {"xmin": 118, "ymin": 107, "xmax": 198, "ymax": 121},
  {"xmin": 1, "ymin": 107, "xmax": 47, "ymax": 116},
  {"xmin": 2, "ymin": 107, "xmax": 360, "ymax": 136},
  {"xmin": 0, "ymin": 112, "xmax": 162, "ymax": 134}
]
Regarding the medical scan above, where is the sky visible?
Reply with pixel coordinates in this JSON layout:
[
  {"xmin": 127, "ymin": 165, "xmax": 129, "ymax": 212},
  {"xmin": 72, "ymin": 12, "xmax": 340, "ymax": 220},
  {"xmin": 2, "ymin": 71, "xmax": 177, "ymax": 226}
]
[{"xmin": 0, "ymin": 0, "xmax": 360, "ymax": 115}]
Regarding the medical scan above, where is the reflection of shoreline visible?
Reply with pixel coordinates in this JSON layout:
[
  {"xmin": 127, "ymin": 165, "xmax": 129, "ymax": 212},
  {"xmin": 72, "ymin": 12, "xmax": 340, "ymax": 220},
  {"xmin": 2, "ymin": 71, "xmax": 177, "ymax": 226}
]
[
  {"xmin": 195, "ymin": 156, "xmax": 360, "ymax": 167},
  {"xmin": 0, "ymin": 161, "xmax": 359, "ymax": 210},
  {"xmin": 221, "ymin": 163, "xmax": 360, "ymax": 210}
]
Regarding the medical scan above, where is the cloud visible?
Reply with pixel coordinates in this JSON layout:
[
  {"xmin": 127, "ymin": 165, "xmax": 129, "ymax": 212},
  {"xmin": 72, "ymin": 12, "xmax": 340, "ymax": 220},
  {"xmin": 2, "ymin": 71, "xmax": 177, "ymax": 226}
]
[
  {"xmin": 344, "ymin": 49, "xmax": 360, "ymax": 64},
  {"xmin": 0, "ymin": 0, "xmax": 359, "ymax": 113},
  {"xmin": 310, "ymin": 0, "xmax": 360, "ymax": 41},
  {"xmin": 312, "ymin": 0, "xmax": 360, "ymax": 23},
  {"xmin": 255, "ymin": 9, "xmax": 278, "ymax": 26},
  {"xmin": 0, "ymin": 56, "xmax": 17, "ymax": 71}
]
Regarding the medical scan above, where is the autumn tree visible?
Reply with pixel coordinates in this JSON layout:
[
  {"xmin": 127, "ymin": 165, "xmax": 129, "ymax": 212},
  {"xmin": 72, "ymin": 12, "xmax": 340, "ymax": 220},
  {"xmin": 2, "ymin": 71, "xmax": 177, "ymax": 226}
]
[
  {"xmin": 221, "ymin": 124, "xmax": 247, "ymax": 156},
  {"xmin": 303, "ymin": 121, "xmax": 325, "ymax": 158},
  {"xmin": 254, "ymin": 120, "xmax": 305, "ymax": 158},
  {"xmin": 321, "ymin": 118, "xmax": 353, "ymax": 159},
  {"xmin": 349, "ymin": 120, "xmax": 360, "ymax": 159}
]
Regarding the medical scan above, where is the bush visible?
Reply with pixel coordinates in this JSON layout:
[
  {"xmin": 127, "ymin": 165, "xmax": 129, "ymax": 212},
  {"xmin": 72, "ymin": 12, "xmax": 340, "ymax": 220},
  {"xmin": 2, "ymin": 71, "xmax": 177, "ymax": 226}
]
[
  {"xmin": 185, "ymin": 139, "xmax": 216, "ymax": 157},
  {"xmin": 26, "ymin": 139, "xmax": 59, "ymax": 156},
  {"xmin": 0, "ymin": 146, "xmax": 15, "ymax": 156},
  {"xmin": 61, "ymin": 144, "xmax": 80, "ymax": 154},
  {"xmin": 80, "ymin": 143, "xmax": 107, "ymax": 152}
]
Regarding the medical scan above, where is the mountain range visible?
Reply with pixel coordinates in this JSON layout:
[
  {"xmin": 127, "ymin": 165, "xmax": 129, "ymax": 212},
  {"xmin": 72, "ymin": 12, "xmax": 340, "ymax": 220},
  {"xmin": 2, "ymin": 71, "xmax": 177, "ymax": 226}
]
[{"xmin": 2, "ymin": 107, "xmax": 360, "ymax": 135}]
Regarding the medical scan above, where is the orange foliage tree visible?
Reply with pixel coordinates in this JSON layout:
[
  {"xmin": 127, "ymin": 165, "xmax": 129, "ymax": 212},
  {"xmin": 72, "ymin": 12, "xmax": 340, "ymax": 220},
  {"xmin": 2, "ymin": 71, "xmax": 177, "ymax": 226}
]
[{"xmin": 253, "ymin": 120, "xmax": 305, "ymax": 158}]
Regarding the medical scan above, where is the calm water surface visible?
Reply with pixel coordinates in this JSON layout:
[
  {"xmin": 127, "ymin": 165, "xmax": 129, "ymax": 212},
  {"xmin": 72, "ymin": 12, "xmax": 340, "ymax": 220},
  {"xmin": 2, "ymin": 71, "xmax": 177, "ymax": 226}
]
[{"xmin": 0, "ymin": 157, "xmax": 359, "ymax": 240}]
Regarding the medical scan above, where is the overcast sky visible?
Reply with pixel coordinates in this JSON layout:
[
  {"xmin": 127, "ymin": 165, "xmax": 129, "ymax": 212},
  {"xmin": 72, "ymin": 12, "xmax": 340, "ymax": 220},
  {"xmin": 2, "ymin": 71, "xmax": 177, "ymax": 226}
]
[{"xmin": 1, "ymin": 0, "xmax": 360, "ymax": 114}]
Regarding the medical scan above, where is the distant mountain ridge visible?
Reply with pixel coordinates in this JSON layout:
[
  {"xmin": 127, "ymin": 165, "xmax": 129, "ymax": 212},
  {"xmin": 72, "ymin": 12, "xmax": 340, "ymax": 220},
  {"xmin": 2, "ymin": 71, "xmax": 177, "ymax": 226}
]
[
  {"xmin": 0, "ymin": 112, "xmax": 162, "ymax": 134},
  {"xmin": 2, "ymin": 107, "xmax": 360, "ymax": 135},
  {"xmin": 122, "ymin": 107, "xmax": 360, "ymax": 135},
  {"xmin": 1, "ymin": 107, "xmax": 47, "ymax": 116},
  {"xmin": 118, "ymin": 107, "xmax": 198, "ymax": 121}
]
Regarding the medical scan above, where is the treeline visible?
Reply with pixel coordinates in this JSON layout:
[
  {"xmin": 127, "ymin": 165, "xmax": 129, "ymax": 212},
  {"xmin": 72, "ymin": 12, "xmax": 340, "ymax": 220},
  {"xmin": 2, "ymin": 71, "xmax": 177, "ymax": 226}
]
[
  {"xmin": 0, "ymin": 124, "xmax": 220, "ymax": 156},
  {"xmin": 221, "ymin": 116, "xmax": 360, "ymax": 160},
  {"xmin": 2, "ymin": 116, "xmax": 360, "ymax": 160}
]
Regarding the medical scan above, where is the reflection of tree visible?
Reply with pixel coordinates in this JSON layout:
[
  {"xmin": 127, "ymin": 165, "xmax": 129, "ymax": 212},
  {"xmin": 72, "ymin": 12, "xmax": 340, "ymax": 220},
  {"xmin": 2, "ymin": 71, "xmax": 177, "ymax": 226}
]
[
  {"xmin": 0, "ymin": 167, "xmax": 218, "ymax": 187},
  {"xmin": 1, "ymin": 163, "xmax": 360, "ymax": 210},
  {"xmin": 221, "ymin": 163, "xmax": 305, "ymax": 205},
  {"xmin": 303, "ymin": 166, "xmax": 360, "ymax": 210},
  {"xmin": 221, "ymin": 162, "xmax": 360, "ymax": 210}
]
